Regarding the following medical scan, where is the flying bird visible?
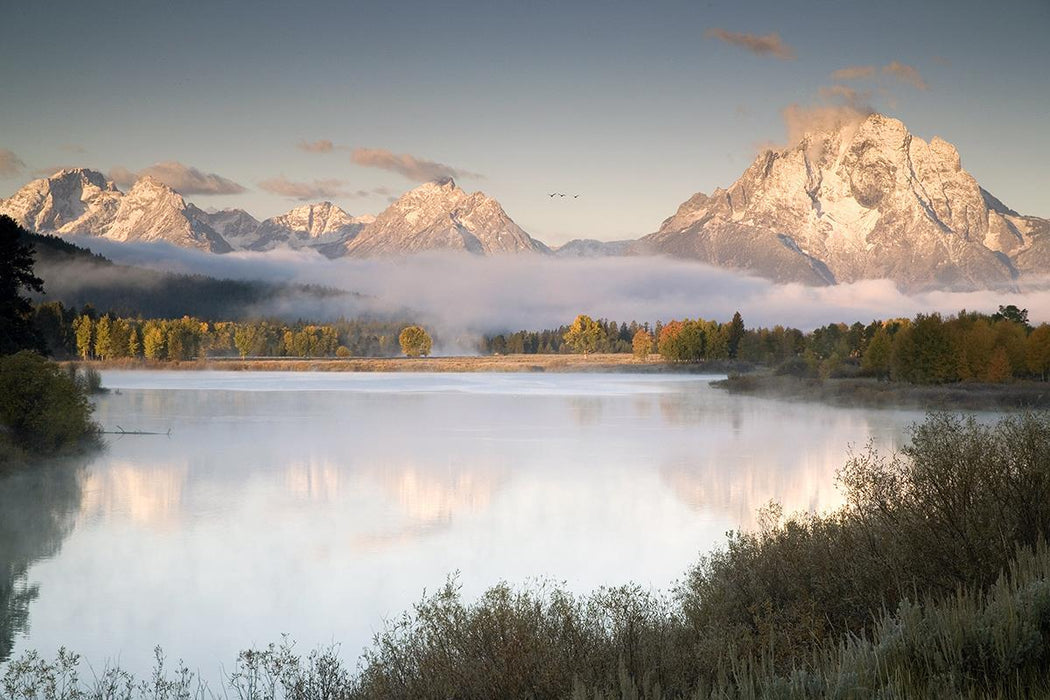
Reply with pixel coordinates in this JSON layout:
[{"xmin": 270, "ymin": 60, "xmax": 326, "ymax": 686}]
[
  {"xmin": 548, "ymin": 193, "xmax": 556, "ymax": 197},
  {"xmin": 573, "ymin": 194, "xmax": 580, "ymax": 198},
  {"xmin": 558, "ymin": 193, "xmax": 566, "ymax": 197}
]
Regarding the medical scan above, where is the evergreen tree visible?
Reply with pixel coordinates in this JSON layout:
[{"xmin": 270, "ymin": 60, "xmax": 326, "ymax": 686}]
[
  {"xmin": 727, "ymin": 311, "xmax": 745, "ymax": 359},
  {"xmin": 0, "ymin": 216, "xmax": 45, "ymax": 354}
]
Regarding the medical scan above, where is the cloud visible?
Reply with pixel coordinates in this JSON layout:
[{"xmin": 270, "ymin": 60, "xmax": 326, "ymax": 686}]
[
  {"xmin": 830, "ymin": 65, "xmax": 876, "ymax": 80},
  {"xmin": 351, "ymin": 148, "xmax": 483, "ymax": 182},
  {"xmin": 781, "ymin": 103, "xmax": 873, "ymax": 147},
  {"xmin": 704, "ymin": 28, "xmax": 795, "ymax": 60},
  {"xmin": 0, "ymin": 148, "xmax": 26, "ymax": 177},
  {"xmin": 60, "ymin": 144, "xmax": 87, "ymax": 154},
  {"xmin": 882, "ymin": 61, "xmax": 928, "ymax": 90},
  {"xmin": 109, "ymin": 161, "xmax": 246, "ymax": 195},
  {"xmin": 297, "ymin": 139, "xmax": 339, "ymax": 154},
  {"xmin": 830, "ymin": 62, "xmax": 928, "ymax": 90},
  {"xmin": 818, "ymin": 84, "xmax": 872, "ymax": 107},
  {"xmin": 33, "ymin": 165, "xmax": 80, "ymax": 177},
  {"xmin": 259, "ymin": 176, "xmax": 362, "ymax": 201},
  {"xmin": 60, "ymin": 240, "xmax": 1050, "ymax": 352}
]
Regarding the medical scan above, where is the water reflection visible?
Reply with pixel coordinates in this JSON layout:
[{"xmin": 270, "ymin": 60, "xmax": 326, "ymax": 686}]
[
  {"xmin": 81, "ymin": 462, "xmax": 187, "ymax": 526},
  {"xmin": 6, "ymin": 372, "xmax": 928, "ymax": 675},
  {"xmin": 0, "ymin": 460, "xmax": 85, "ymax": 662}
]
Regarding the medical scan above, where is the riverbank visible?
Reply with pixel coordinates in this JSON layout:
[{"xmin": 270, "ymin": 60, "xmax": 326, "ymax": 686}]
[
  {"xmin": 714, "ymin": 372, "xmax": 1050, "ymax": 409},
  {"xmin": 69, "ymin": 354, "xmax": 752, "ymax": 374}
]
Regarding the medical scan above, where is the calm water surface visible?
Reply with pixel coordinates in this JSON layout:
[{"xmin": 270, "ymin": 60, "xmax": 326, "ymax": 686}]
[{"xmin": 5, "ymin": 371, "xmax": 929, "ymax": 674}]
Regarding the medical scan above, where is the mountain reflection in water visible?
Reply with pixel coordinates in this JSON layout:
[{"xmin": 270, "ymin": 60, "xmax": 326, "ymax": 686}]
[{"xmin": 4, "ymin": 371, "xmax": 926, "ymax": 675}]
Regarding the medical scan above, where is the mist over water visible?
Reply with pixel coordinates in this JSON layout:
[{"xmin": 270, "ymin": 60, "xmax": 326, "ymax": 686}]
[
  {"xmin": 6, "ymin": 371, "xmax": 931, "ymax": 675},
  {"xmin": 64, "ymin": 239, "xmax": 1050, "ymax": 339}
]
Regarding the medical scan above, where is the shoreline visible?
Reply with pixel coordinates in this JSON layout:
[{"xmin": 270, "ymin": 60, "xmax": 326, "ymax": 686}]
[
  {"xmin": 713, "ymin": 373, "xmax": 1050, "ymax": 410},
  {"xmin": 69, "ymin": 354, "xmax": 750, "ymax": 374}
]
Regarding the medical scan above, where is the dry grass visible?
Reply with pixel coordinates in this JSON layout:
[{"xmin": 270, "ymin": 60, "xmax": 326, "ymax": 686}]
[{"xmin": 74, "ymin": 354, "xmax": 726, "ymax": 374}]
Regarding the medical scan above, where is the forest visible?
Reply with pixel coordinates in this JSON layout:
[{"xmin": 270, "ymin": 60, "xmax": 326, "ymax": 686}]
[{"xmin": 30, "ymin": 300, "xmax": 1050, "ymax": 385}]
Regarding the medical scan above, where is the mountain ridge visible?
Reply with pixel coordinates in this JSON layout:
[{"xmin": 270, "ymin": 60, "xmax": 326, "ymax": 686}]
[
  {"xmin": 635, "ymin": 113, "xmax": 1047, "ymax": 291},
  {"xmin": 3, "ymin": 116, "xmax": 1047, "ymax": 291}
]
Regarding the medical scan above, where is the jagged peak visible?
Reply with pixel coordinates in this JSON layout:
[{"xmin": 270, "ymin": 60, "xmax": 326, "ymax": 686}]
[
  {"xmin": 287, "ymin": 200, "xmax": 342, "ymax": 214},
  {"xmin": 408, "ymin": 177, "xmax": 461, "ymax": 196},
  {"xmin": 129, "ymin": 174, "xmax": 171, "ymax": 190},
  {"xmin": 44, "ymin": 167, "xmax": 112, "ymax": 188}
]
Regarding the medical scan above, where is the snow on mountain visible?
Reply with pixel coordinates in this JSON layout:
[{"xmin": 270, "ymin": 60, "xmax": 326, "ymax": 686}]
[
  {"xmin": 188, "ymin": 206, "xmax": 260, "ymax": 244},
  {"xmin": 553, "ymin": 238, "xmax": 634, "ymax": 258},
  {"xmin": 105, "ymin": 177, "xmax": 232, "ymax": 252},
  {"xmin": 0, "ymin": 168, "xmax": 122, "ymax": 236},
  {"xmin": 4, "ymin": 143, "xmax": 1045, "ymax": 291},
  {"xmin": 249, "ymin": 201, "xmax": 372, "ymax": 255},
  {"xmin": 637, "ymin": 113, "xmax": 1047, "ymax": 291},
  {"xmin": 344, "ymin": 178, "xmax": 549, "ymax": 257}
]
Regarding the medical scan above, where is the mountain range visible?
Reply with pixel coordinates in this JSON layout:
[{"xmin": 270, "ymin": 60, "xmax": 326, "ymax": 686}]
[{"xmin": 2, "ymin": 113, "xmax": 1045, "ymax": 291}]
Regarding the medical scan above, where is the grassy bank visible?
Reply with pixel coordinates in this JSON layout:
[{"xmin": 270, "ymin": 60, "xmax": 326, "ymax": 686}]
[
  {"xmin": 5, "ymin": 413, "xmax": 1050, "ymax": 698},
  {"xmin": 714, "ymin": 372, "xmax": 1050, "ymax": 410},
  {"xmin": 71, "ymin": 354, "xmax": 752, "ymax": 374}
]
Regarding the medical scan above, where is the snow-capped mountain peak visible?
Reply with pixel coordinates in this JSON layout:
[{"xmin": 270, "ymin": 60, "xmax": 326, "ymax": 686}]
[
  {"xmin": 638, "ymin": 112, "xmax": 1046, "ymax": 290},
  {"xmin": 345, "ymin": 179, "xmax": 548, "ymax": 256}
]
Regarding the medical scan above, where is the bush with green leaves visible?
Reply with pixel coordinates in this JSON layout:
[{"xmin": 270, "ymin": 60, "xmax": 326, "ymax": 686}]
[{"xmin": 0, "ymin": 352, "xmax": 99, "ymax": 458}]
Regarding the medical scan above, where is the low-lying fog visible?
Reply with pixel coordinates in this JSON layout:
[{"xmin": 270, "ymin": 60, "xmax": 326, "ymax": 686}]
[{"xmin": 68, "ymin": 238, "xmax": 1050, "ymax": 334}]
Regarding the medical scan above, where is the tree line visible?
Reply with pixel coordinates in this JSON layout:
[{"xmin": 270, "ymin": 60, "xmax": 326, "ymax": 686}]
[
  {"xmin": 31, "ymin": 301, "xmax": 425, "ymax": 361},
  {"xmin": 493, "ymin": 305, "xmax": 1049, "ymax": 384}
]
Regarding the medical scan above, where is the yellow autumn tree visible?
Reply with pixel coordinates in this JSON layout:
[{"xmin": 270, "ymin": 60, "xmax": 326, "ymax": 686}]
[{"xmin": 399, "ymin": 326, "xmax": 432, "ymax": 357}]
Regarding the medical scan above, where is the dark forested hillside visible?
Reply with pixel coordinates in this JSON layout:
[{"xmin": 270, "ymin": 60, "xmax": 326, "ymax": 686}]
[{"xmin": 18, "ymin": 227, "xmax": 351, "ymax": 320}]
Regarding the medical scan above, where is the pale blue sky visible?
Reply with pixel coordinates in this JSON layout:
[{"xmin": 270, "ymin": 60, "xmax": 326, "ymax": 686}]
[{"xmin": 1, "ymin": 0, "xmax": 1046, "ymax": 244}]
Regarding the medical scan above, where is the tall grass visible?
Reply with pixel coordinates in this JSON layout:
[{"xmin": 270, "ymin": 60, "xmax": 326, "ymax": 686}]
[{"xmin": 4, "ymin": 413, "xmax": 1050, "ymax": 698}]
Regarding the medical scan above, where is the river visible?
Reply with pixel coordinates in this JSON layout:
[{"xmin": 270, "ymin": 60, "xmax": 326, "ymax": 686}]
[{"xmin": 2, "ymin": 371, "xmax": 930, "ymax": 674}]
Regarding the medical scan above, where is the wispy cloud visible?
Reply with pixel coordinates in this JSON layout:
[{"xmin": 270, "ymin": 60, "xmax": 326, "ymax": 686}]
[
  {"xmin": 818, "ymin": 84, "xmax": 872, "ymax": 107},
  {"xmin": 110, "ymin": 161, "xmax": 246, "ymax": 195},
  {"xmin": 351, "ymin": 148, "xmax": 483, "ymax": 182},
  {"xmin": 830, "ymin": 65, "xmax": 876, "ymax": 80},
  {"xmin": 0, "ymin": 148, "xmax": 26, "ymax": 177},
  {"xmin": 830, "ymin": 61, "xmax": 928, "ymax": 90},
  {"xmin": 60, "ymin": 144, "xmax": 87, "ymax": 154},
  {"xmin": 882, "ymin": 61, "xmax": 928, "ymax": 90},
  {"xmin": 33, "ymin": 165, "xmax": 79, "ymax": 177},
  {"xmin": 259, "ymin": 176, "xmax": 370, "ymax": 201},
  {"xmin": 297, "ymin": 139, "xmax": 340, "ymax": 154},
  {"xmin": 781, "ymin": 103, "xmax": 873, "ymax": 146},
  {"xmin": 704, "ymin": 28, "xmax": 795, "ymax": 60}
]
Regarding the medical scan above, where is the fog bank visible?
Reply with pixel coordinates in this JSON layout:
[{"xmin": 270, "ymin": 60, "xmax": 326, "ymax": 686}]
[{"xmin": 68, "ymin": 238, "xmax": 1050, "ymax": 334}]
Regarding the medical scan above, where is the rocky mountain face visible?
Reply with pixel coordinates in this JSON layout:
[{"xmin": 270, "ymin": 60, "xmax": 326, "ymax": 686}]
[
  {"xmin": 637, "ymin": 113, "xmax": 1047, "ymax": 291},
  {"xmin": 249, "ymin": 202, "xmax": 373, "ymax": 254},
  {"xmin": 1, "ymin": 170, "xmax": 545, "ymax": 259},
  {"xmin": 0, "ymin": 168, "xmax": 123, "ymax": 237},
  {"xmin": 553, "ymin": 238, "xmax": 634, "ymax": 258},
  {"xmin": 5, "ymin": 135, "xmax": 1044, "ymax": 291},
  {"xmin": 0, "ymin": 169, "xmax": 231, "ymax": 252},
  {"xmin": 105, "ymin": 177, "xmax": 232, "ymax": 252},
  {"xmin": 188, "ymin": 206, "xmax": 260, "ymax": 244},
  {"xmin": 345, "ymin": 178, "xmax": 549, "ymax": 257}
]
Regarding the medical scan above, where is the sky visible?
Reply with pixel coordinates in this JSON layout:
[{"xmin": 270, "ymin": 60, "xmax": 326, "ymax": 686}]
[{"xmin": 1, "ymin": 0, "xmax": 1047, "ymax": 246}]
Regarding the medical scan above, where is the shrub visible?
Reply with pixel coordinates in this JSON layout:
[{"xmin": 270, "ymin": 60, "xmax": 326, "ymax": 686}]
[{"xmin": 0, "ymin": 352, "xmax": 100, "ymax": 457}]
